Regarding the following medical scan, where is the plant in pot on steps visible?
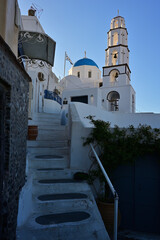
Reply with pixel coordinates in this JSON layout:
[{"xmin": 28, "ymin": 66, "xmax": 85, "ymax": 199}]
[{"xmin": 83, "ymin": 115, "xmax": 160, "ymax": 235}]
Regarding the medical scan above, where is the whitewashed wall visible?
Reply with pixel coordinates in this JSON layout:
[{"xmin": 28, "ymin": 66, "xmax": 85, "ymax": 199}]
[{"xmin": 68, "ymin": 102, "xmax": 160, "ymax": 171}]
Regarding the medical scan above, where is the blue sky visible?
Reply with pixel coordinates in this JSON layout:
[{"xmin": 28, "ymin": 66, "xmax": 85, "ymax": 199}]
[{"xmin": 18, "ymin": 0, "xmax": 160, "ymax": 113}]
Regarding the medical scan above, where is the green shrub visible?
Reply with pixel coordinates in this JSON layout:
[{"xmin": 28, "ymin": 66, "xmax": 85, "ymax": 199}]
[{"xmin": 84, "ymin": 116, "xmax": 160, "ymax": 174}]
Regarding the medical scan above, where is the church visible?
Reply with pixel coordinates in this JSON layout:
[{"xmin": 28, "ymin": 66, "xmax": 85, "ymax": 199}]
[
  {"xmin": 61, "ymin": 15, "xmax": 135, "ymax": 114},
  {"xmin": 20, "ymin": 11, "xmax": 138, "ymax": 119},
  {"xmin": 19, "ymin": 9, "xmax": 160, "ymax": 131}
]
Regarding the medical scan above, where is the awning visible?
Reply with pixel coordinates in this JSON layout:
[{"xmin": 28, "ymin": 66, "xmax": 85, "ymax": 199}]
[{"xmin": 18, "ymin": 31, "xmax": 56, "ymax": 66}]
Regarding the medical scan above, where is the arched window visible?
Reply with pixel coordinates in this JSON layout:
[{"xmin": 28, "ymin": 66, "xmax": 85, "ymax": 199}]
[
  {"xmin": 107, "ymin": 91, "xmax": 120, "ymax": 111},
  {"xmin": 109, "ymin": 69, "xmax": 119, "ymax": 82},
  {"xmin": 113, "ymin": 32, "xmax": 118, "ymax": 45},
  {"xmin": 112, "ymin": 51, "xmax": 118, "ymax": 65},
  {"xmin": 77, "ymin": 72, "xmax": 80, "ymax": 78},
  {"xmin": 110, "ymin": 19, "xmax": 114, "ymax": 29},
  {"xmin": 121, "ymin": 19, "xmax": 123, "ymax": 27},
  {"xmin": 88, "ymin": 71, "xmax": 92, "ymax": 78},
  {"xmin": 114, "ymin": 20, "xmax": 118, "ymax": 28}
]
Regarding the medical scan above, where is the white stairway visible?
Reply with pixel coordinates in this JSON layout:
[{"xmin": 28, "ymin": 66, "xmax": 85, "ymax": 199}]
[{"xmin": 17, "ymin": 113, "xmax": 109, "ymax": 240}]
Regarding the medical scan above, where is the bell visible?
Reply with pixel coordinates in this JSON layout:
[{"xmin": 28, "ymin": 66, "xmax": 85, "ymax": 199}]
[
  {"xmin": 115, "ymin": 72, "xmax": 118, "ymax": 78},
  {"xmin": 114, "ymin": 54, "xmax": 117, "ymax": 58}
]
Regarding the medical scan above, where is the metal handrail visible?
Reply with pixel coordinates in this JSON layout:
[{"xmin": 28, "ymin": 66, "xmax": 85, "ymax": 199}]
[{"xmin": 90, "ymin": 143, "xmax": 119, "ymax": 240}]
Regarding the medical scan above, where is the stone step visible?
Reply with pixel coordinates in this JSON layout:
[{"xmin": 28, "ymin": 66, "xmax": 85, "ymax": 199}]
[
  {"xmin": 37, "ymin": 168, "xmax": 64, "ymax": 170},
  {"xmin": 36, "ymin": 125, "xmax": 65, "ymax": 130},
  {"xmin": 32, "ymin": 181, "xmax": 91, "ymax": 195},
  {"xmin": 29, "ymin": 119, "xmax": 61, "ymax": 125},
  {"xmin": 38, "ymin": 179, "xmax": 82, "ymax": 183},
  {"xmin": 37, "ymin": 134, "xmax": 68, "ymax": 141},
  {"xmin": 17, "ymin": 209, "xmax": 109, "ymax": 240},
  {"xmin": 27, "ymin": 140, "xmax": 68, "ymax": 148},
  {"xmin": 29, "ymin": 121, "xmax": 62, "ymax": 127},
  {"xmin": 38, "ymin": 193, "xmax": 88, "ymax": 201},
  {"xmin": 29, "ymin": 157, "xmax": 69, "ymax": 169},
  {"xmin": 35, "ymin": 211, "xmax": 90, "ymax": 225},
  {"xmin": 38, "ymin": 128, "xmax": 66, "ymax": 133},
  {"xmin": 33, "ymin": 168, "xmax": 78, "ymax": 180},
  {"xmin": 27, "ymin": 146, "xmax": 69, "ymax": 155},
  {"xmin": 33, "ymin": 113, "xmax": 61, "ymax": 119},
  {"xmin": 33, "ymin": 193, "xmax": 92, "ymax": 214},
  {"xmin": 37, "ymin": 129, "xmax": 67, "ymax": 139}
]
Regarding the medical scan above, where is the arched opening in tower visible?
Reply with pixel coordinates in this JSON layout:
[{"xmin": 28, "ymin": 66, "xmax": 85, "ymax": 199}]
[
  {"xmin": 107, "ymin": 91, "xmax": 120, "ymax": 111},
  {"xmin": 112, "ymin": 51, "xmax": 118, "ymax": 65},
  {"xmin": 113, "ymin": 32, "xmax": 118, "ymax": 45}
]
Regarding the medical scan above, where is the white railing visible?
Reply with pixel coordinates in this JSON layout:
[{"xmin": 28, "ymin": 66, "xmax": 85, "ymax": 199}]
[{"xmin": 90, "ymin": 143, "xmax": 119, "ymax": 240}]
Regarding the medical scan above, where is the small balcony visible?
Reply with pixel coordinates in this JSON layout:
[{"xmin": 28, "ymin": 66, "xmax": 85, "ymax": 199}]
[{"xmin": 18, "ymin": 31, "xmax": 56, "ymax": 66}]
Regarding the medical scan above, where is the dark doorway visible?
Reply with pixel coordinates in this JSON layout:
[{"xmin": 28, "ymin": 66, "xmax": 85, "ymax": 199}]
[
  {"xmin": 0, "ymin": 81, "xmax": 10, "ymax": 239},
  {"xmin": 112, "ymin": 155, "xmax": 160, "ymax": 234},
  {"xmin": 71, "ymin": 95, "xmax": 88, "ymax": 104},
  {"xmin": 0, "ymin": 83, "xmax": 5, "ymax": 238}
]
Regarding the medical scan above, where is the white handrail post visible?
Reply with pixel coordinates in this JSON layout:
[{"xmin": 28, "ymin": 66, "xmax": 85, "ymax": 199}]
[{"xmin": 113, "ymin": 195, "xmax": 119, "ymax": 240}]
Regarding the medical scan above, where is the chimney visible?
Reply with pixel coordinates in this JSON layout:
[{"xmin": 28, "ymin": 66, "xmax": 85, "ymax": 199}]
[{"xmin": 28, "ymin": 8, "xmax": 36, "ymax": 16}]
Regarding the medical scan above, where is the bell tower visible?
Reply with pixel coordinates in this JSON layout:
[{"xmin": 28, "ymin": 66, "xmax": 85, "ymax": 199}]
[
  {"xmin": 102, "ymin": 14, "xmax": 136, "ymax": 113},
  {"xmin": 105, "ymin": 16, "xmax": 129, "ymax": 66}
]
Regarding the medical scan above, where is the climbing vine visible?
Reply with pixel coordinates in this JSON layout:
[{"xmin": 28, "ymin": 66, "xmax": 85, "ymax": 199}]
[{"xmin": 84, "ymin": 116, "xmax": 160, "ymax": 173}]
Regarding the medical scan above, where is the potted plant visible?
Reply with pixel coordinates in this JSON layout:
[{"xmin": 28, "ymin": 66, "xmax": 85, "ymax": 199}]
[{"xmin": 28, "ymin": 125, "xmax": 38, "ymax": 140}]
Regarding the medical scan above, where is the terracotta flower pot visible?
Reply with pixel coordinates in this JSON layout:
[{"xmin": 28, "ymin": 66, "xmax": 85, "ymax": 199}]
[
  {"xmin": 28, "ymin": 125, "xmax": 38, "ymax": 140},
  {"xmin": 97, "ymin": 200, "xmax": 121, "ymax": 234}
]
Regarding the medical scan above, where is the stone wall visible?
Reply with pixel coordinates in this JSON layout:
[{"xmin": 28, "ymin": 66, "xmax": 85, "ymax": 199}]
[{"xmin": 0, "ymin": 35, "xmax": 31, "ymax": 240}]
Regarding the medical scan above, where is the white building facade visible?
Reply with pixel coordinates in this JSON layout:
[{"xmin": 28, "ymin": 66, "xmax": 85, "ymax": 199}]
[{"xmin": 20, "ymin": 9, "xmax": 62, "ymax": 118}]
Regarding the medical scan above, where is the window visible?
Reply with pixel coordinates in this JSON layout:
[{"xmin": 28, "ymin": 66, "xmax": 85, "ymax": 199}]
[
  {"xmin": 63, "ymin": 98, "xmax": 68, "ymax": 105},
  {"xmin": 114, "ymin": 20, "xmax": 118, "ymax": 28},
  {"xmin": 99, "ymin": 82, "xmax": 103, "ymax": 87},
  {"xmin": 121, "ymin": 19, "xmax": 123, "ymax": 27},
  {"xmin": 90, "ymin": 95, "xmax": 94, "ymax": 104},
  {"xmin": 113, "ymin": 32, "xmax": 118, "ymax": 45},
  {"xmin": 71, "ymin": 95, "xmax": 88, "ymax": 104},
  {"xmin": 88, "ymin": 71, "xmax": 92, "ymax": 78},
  {"xmin": 77, "ymin": 72, "xmax": 80, "ymax": 78}
]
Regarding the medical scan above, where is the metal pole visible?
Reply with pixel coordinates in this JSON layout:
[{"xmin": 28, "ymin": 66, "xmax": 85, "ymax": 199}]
[
  {"xmin": 113, "ymin": 196, "xmax": 119, "ymax": 240},
  {"xmin": 90, "ymin": 144, "xmax": 116, "ymax": 196},
  {"xmin": 64, "ymin": 51, "xmax": 66, "ymax": 77},
  {"xmin": 90, "ymin": 144, "xmax": 119, "ymax": 240}
]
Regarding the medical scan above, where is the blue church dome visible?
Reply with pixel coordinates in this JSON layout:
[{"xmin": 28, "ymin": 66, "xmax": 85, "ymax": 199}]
[{"xmin": 73, "ymin": 58, "xmax": 99, "ymax": 68}]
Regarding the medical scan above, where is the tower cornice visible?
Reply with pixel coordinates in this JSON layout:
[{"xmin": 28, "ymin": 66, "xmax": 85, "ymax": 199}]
[
  {"xmin": 107, "ymin": 27, "xmax": 128, "ymax": 35},
  {"xmin": 103, "ymin": 63, "xmax": 131, "ymax": 74},
  {"xmin": 105, "ymin": 44, "xmax": 130, "ymax": 52}
]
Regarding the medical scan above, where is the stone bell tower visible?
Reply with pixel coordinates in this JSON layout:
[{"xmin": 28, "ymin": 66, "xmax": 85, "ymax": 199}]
[{"xmin": 102, "ymin": 14, "xmax": 136, "ymax": 113}]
